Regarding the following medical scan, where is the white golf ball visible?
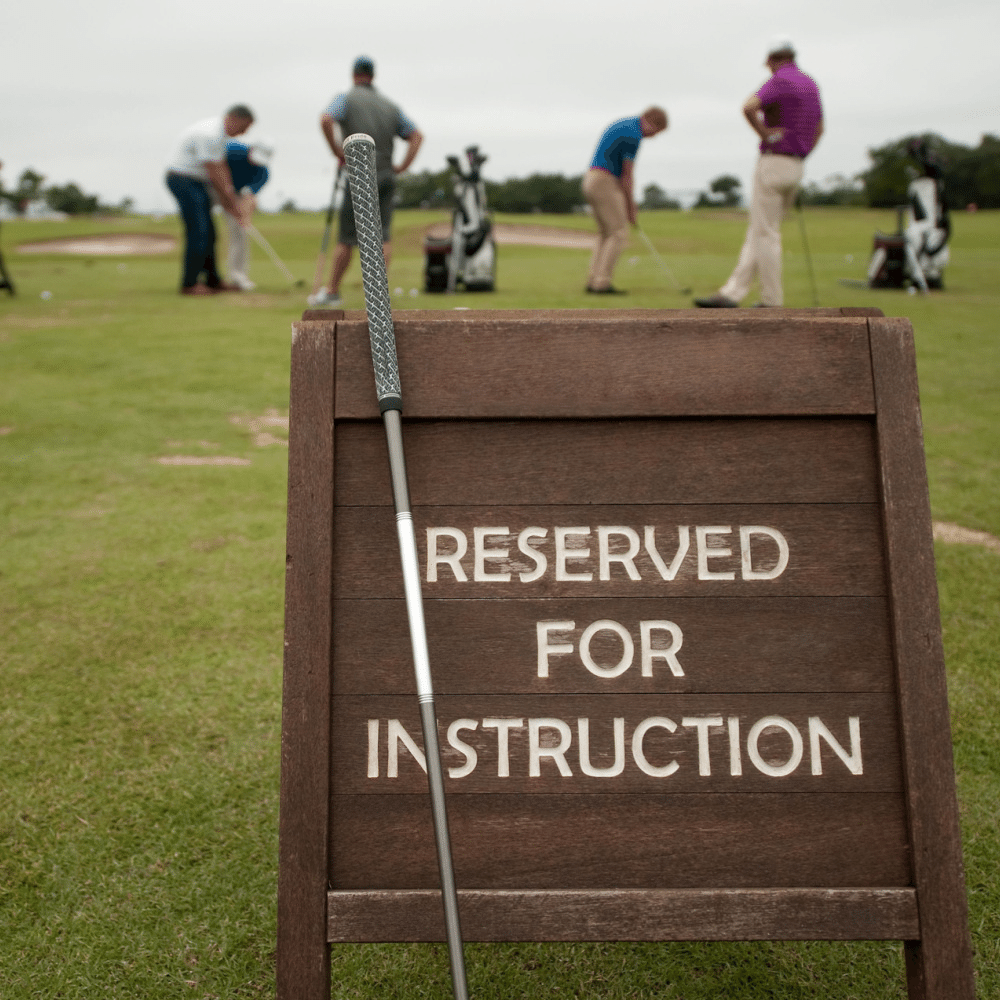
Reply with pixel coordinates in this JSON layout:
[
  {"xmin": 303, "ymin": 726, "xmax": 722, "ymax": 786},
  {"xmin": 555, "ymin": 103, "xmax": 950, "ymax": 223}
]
[
  {"xmin": 394, "ymin": 286, "xmax": 403, "ymax": 296},
  {"xmin": 409, "ymin": 288, "xmax": 418, "ymax": 297},
  {"xmin": 907, "ymin": 286, "xmax": 917, "ymax": 295},
  {"xmin": 40, "ymin": 290, "xmax": 52, "ymax": 300}
]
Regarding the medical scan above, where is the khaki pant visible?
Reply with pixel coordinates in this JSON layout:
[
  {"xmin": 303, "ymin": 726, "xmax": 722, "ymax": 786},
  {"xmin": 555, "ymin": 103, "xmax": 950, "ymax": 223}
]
[
  {"xmin": 720, "ymin": 153, "xmax": 803, "ymax": 306},
  {"xmin": 583, "ymin": 168, "xmax": 629, "ymax": 289}
]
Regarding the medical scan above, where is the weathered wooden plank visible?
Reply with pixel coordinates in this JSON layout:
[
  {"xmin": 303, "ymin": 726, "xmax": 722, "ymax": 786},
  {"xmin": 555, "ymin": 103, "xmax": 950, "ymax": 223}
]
[
  {"xmin": 332, "ymin": 692, "xmax": 901, "ymax": 794},
  {"xmin": 332, "ymin": 503, "xmax": 887, "ymax": 599},
  {"xmin": 333, "ymin": 317, "xmax": 876, "ymax": 418},
  {"xmin": 277, "ymin": 323, "xmax": 335, "ymax": 1000},
  {"xmin": 332, "ymin": 596, "xmax": 894, "ymax": 695},
  {"xmin": 869, "ymin": 317, "xmax": 975, "ymax": 999},
  {"xmin": 333, "ymin": 418, "xmax": 879, "ymax": 506},
  {"xmin": 329, "ymin": 793, "xmax": 911, "ymax": 889},
  {"xmin": 303, "ymin": 307, "xmax": 883, "ymax": 324},
  {"xmin": 327, "ymin": 887, "xmax": 916, "ymax": 943}
]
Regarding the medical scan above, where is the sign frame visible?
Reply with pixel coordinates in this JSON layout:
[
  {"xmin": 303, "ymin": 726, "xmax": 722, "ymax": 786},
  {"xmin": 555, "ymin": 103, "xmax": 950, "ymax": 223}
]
[{"xmin": 278, "ymin": 308, "xmax": 974, "ymax": 1000}]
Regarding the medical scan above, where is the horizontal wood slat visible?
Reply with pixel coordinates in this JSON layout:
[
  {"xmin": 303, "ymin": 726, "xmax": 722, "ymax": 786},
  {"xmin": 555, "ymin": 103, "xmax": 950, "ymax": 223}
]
[
  {"xmin": 327, "ymin": 887, "xmax": 917, "ymax": 942},
  {"xmin": 333, "ymin": 418, "xmax": 879, "ymax": 506},
  {"xmin": 333, "ymin": 692, "xmax": 901, "ymax": 794},
  {"xmin": 332, "ymin": 503, "xmax": 886, "ymax": 599},
  {"xmin": 332, "ymin": 596, "xmax": 894, "ymax": 695},
  {"xmin": 329, "ymin": 792, "xmax": 911, "ymax": 890},
  {"xmin": 331, "ymin": 317, "xmax": 876, "ymax": 418}
]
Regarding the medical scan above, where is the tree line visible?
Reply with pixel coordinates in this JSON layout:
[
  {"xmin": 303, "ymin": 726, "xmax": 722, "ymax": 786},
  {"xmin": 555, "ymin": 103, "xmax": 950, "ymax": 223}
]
[
  {"xmin": 399, "ymin": 132, "xmax": 1000, "ymax": 214},
  {"xmin": 0, "ymin": 168, "xmax": 132, "ymax": 216},
  {"xmin": 5, "ymin": 131, "xmax": 997, "ymax": 217}
]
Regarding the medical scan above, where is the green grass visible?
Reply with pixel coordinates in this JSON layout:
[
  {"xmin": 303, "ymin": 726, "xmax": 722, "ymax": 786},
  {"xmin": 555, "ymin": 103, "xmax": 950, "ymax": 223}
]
[{"xmin": 1, "ymin": 206, "xmax": 998, "ymax": 998}]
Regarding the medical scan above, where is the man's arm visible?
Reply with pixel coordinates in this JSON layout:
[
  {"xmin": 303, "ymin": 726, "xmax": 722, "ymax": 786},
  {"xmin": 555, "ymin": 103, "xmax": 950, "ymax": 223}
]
[
  {"xmin": 320, "ymin": 113, "xmax": 346, "ymax": 166},
  {"xmin": 205, "ymin": 160, "xmax": 247, "ymax": 223},
  {"xmin": 394, "ymin": 129, "xmax": 423, "ymax": 175},
  {"xmin": 620, "ymin": 157, "xmax": 638, "ymax": 225},
  {"xmin": 812, "ymin": 118, "xmax": 824, "ymax": 149},
  {"xmin": 743, "ymin": 94, "xmax": 785, "ymax": 145}
]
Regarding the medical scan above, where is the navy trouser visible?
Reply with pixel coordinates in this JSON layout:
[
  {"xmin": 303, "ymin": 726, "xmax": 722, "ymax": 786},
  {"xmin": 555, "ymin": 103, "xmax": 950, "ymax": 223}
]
[{"xmin": 166, "ymin": 172, "xmax": 221, "ymax": 289}]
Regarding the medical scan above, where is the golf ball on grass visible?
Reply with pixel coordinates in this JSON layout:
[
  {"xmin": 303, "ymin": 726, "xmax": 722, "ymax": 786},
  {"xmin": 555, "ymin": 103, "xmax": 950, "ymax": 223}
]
[{"xmin": 40, "ymin": 290, "xmax": 52, "ymax": 300}]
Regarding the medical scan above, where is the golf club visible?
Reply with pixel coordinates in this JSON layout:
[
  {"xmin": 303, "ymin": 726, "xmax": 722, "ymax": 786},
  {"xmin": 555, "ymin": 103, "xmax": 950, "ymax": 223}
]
[
  {"xmin": 343, "ymin": 132, "xmax": 470, "ymax": 1000},
  {"xmin": 634, "ymin": 224, "xmax": 692, "ymax": 294},
  {"xmin": 310, "ymin": 168, "xmax": 345, "ymax": 297},
  {"xmin": 246, "ymin": 224, "xmax": 304, "ymax": 287},
  {"xmin": 795, "ymin": 195, "xmax": 820, "ymax": 306}
]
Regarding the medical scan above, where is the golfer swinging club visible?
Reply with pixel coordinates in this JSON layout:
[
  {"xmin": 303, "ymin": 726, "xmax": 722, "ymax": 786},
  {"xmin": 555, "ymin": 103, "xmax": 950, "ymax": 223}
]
[{"xmin": 695, "ymin": 37, "xmax": 823, "ymax": 309}]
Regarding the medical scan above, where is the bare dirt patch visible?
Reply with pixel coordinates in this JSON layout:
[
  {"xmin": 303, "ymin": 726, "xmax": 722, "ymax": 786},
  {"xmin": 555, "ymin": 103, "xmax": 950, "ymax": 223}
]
[
  {"xmin": 933, "ymin": 521, "xmax": 1000, "ymax": 554},
  {"xmin": 17, "ymin": 234, "xmax": 177, "ymax": 256},
  {"xmin": 425, "ymin": 222, "xmax": 594, "ymax": 250},
  {"xmin": 157, "ymin": 456, "xmax": 251, "ymax": 467}
]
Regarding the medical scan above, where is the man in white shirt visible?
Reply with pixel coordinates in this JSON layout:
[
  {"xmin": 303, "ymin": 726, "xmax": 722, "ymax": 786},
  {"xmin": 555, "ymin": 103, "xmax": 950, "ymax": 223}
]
[{"xmin": 165, "ymin": 105, "xmax": 254, "ymax": 295}]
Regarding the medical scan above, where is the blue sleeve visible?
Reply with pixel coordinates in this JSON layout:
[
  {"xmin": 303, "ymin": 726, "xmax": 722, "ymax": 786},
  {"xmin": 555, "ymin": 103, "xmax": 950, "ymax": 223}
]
[
  {"xmin": 396, "ymin": 109, "xmax": 417, "ymax": 140},
  {"xmin": 325, "ymin": 93, "xmax": 347, "ymax": 122}
]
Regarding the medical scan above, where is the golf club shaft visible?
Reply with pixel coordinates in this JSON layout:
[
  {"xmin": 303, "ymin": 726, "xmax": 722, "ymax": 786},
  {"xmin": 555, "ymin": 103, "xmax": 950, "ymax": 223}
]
[
  {"xmin": 344, "ymin": 132, "xmax": 469, "ymax": 1000},
  {"xmin": 795, "ymin": 198, "xmax": 820, "ymax": 306},
  {"xmin": 311, "ymin": 170, "xmax": 341, "ymax": 295},
  {"xmin": 635, "ymin": 225, "xmax": 689, "ymax": 294},
  {"xmin": 246, "ymin": 224, "xmax": 297, "ymax": 283}
]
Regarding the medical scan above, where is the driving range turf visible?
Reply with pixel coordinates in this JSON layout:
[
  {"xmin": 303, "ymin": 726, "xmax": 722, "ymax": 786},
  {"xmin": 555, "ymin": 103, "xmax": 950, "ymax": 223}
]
[{"xmin": 2, "ymin": 206, "xmax": 998, "ymax": 998}]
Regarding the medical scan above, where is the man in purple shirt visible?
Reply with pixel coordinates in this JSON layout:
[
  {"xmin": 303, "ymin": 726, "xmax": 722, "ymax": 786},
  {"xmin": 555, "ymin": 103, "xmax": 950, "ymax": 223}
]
[{"xmin": 695, "ymin": 38, "xmax": 823, "ymax": 308}]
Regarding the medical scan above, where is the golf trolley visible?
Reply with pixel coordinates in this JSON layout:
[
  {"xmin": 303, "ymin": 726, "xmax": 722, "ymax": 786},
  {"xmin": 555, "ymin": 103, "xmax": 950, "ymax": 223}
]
[
  {"xmin": 868, "ymin": 138, "xmax": 951, "ymax": 292},
  {"xmin": 424, "ymin": 145, "xmax": 497, "ymax": 293}
]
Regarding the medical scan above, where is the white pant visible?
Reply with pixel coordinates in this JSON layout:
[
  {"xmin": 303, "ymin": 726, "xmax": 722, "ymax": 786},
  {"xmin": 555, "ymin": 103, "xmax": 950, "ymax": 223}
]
[
  {"xmin": 720, "ymin": 154, "xmax": 803, "ymax": 306},
  {"xmin": 224, "ymin": 211, "xmax": 250, "ymax": 278}
]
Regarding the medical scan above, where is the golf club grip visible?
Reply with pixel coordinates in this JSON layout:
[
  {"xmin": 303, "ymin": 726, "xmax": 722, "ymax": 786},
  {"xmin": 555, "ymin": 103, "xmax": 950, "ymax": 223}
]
[{"xmin": 344, "ymin": 133, "xmax": 402, "ymax": 412}]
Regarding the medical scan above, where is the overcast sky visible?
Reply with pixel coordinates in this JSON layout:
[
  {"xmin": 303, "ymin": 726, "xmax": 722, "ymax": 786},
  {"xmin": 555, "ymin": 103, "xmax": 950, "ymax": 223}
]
[{"xmin": 3, "ymin": 0, "xmax": 998, "ymax": 213}]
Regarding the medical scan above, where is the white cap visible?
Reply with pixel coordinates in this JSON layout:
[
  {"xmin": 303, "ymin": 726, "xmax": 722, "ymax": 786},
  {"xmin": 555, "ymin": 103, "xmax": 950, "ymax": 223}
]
[
  {"xmin": 249, "ymin": 141, "xmax": 274, "ymax": 167},
  {"xmin": 766, "ymin": 35, "xmax": 796, "ymax": 58}
]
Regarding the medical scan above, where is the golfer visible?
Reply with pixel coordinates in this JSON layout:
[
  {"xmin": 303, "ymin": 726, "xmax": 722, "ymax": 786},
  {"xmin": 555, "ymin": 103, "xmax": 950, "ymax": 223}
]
[
  {"xmin": 695, "ymin": 38, "xmax": 823, "ymax": 308},
  {"xmin": 165, "ymin": 105, "xmax": 255, "ymax": 295},
  {"xmin": 223, "ymin": 139, "xmax": 273, "ymax": 291},
  {"xmin": 310, "ymin": 55, "xmax": 423, "ymax": 308},
  {"xmin": 583, "ymin": 107, "xmax": 668, "ymax": 294}
]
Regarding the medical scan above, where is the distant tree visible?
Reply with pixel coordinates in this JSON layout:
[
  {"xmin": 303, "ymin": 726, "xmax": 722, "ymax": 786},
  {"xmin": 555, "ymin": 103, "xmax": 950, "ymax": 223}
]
[
  {"xmin": 280, "ymin": 199, "xmax": 298, "ymax": 213},
  {"xmin": 640, "ymin": 183, "xmax": 681, "ymax": 210},
  {"xmin": 694, "ymin": 174, "xmax": 742, "ymax": 208},
  {"xmin": 486, "ymin": 173, "xmax": 584, "ymax": 214},
  {"xmin": 1, "ymin": 168, "xmax": 46, "ymax": 214},
  {"xmin": 45, "ymin": 182, "xmax": 101, "ymax": 215},
  {"xmin": 860, "ymin": 132, "xmax": 1000, "ymax": 208},
  {"xmin": 395, "ymin": 168, "xmax": 452, "ymax": 209}
]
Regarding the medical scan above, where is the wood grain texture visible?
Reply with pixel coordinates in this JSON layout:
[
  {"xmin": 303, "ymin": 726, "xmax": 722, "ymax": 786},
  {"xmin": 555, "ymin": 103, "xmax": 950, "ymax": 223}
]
[
  {"xmin": 332, "ymin": 503, "xmax": 887, "ymax": 599},
  {"xmin": 333, "ymin": 315, "xmax": 876, "ymax": 418},
  {"xmin": 333, "ymin": 692, "xmax": 901, "ymax": 793},
  {"xmin": 327, "ymin": 887, "xmax": 915, "ymax": 942},
  {"xmin": 332, "ymin": 596, "xmax": 894, "ymax": 695},
  {"xmin": 329, "ymin": 792, "xmax": 911, "ymax": 889},
  {"xmin": 869, "ymin": 317, "xmax": 975, "ymax": 998},
  {"xmin": 333, "ymin": 418, "xmax": 879, "ymax": 506},
  {"xmin": 277, "ymin": 322, "xmax": 335, "ymax": 1000}
]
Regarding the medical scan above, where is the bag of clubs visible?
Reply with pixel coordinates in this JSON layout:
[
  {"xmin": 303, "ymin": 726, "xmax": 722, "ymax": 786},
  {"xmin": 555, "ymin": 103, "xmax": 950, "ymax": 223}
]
[
  {"xmin": 424, "ymin": 145, "xmax": 497, "ymax": 293},
  {"xmin": 867, "ymin": 138, "xmax": 951, "ymax": 292}
]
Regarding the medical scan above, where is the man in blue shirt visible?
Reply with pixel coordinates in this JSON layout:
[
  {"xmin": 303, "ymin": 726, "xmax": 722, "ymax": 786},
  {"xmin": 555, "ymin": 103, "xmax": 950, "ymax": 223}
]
[
  {"xmin": 224, "ymin": 140, "xmax": 272, "ymax": 291},
  {"xmin": 583, "ymin": 107, "xmax": 668, "ymax": 294}
]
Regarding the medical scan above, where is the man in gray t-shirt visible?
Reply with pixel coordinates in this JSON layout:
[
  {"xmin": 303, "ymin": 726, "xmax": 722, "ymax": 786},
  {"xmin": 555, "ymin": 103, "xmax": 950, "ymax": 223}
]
[{"xmin": 311, "ymin": 55, "xmax": 423, "ymax": 307}]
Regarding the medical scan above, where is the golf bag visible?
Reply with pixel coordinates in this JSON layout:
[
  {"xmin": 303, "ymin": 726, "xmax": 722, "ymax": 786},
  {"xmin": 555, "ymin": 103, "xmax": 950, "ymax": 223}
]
[
  {"xmin": 868, "ymin": 138, "xmax": 951, "ymax": 290},
  {"xmin": 424, "ymin": 146, "xmax": 496, "ymax": 292}
]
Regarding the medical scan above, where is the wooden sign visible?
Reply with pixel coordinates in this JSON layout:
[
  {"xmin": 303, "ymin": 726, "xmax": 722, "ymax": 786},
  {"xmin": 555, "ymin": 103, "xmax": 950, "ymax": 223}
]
[{"xmin": 278, "ymin": 308, "xmax": 974, "ymax": 999}]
